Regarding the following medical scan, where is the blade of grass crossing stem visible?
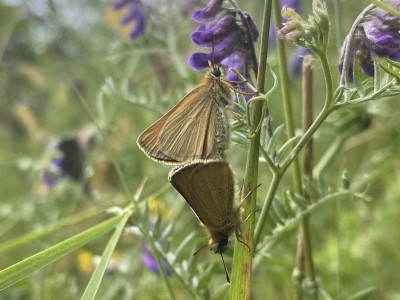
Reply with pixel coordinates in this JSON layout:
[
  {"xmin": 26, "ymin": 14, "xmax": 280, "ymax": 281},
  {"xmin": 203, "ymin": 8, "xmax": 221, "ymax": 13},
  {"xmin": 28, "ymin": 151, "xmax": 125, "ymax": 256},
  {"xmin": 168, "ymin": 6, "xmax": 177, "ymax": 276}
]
[
  {"xmin": 0, "ymin": 214, "xmax": 124, "ymax": 291},
  {"xmin": 81, "ymin": 209, "xmax": 132, "ymax": 300}
]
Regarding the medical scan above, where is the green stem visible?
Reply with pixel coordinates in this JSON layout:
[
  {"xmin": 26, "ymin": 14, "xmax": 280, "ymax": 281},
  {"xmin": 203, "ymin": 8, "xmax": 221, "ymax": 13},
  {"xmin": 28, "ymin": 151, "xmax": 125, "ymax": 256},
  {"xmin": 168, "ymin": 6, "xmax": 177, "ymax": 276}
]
[
  {"xmin": 318, "ymin": 52, "xmax": 334, "ymax": 106},
  {"xmin": 260, "ymin": 146, "xmax": 279, "ymax": 175},
  {"xmin": 294, "ymin": 55, "xmax": 318, "ymax": 300},
  {"xmin": 255, "ymin": 108, "xmax": 332, "ymax": 247},
  {"xmin": 255, "ymin": 18, "xmax": 336, "ymax": 246},
  {"xmin": 254, "ymin": 174, "xmax": 281, "ymax": 245},
  {"xmin": 272, "ymin": 0, "xmax": 302, "ymax": 193},
  {"xmin": 368, "ymin": 0, "xmax": 400, "ymax": 18},
  {"xmin": 282, "ymin": 48, "xmax": 335, "ymax": 171},
  {"xmin": 230, "ymin": 0, "xmax": 272, "ymax": 298},
  {"xmin": 282, "ymin": 103, "xmax": 333, "ymax": 171}
]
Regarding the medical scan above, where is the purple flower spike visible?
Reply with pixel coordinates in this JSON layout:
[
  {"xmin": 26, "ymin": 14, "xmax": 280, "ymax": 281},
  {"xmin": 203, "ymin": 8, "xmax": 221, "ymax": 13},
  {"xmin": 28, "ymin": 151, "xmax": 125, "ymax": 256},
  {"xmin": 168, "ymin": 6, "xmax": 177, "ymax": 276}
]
[
  {"xmin": 339, "ymin": 0, "xmax": 400, "ymax": 82},
  {"xmin": 112, "ymin": 0, "xmax": 147, "ymax": 40},
  {"xmin": 189, "ymin": 0, "xmax": 259, "ymax": 100}
]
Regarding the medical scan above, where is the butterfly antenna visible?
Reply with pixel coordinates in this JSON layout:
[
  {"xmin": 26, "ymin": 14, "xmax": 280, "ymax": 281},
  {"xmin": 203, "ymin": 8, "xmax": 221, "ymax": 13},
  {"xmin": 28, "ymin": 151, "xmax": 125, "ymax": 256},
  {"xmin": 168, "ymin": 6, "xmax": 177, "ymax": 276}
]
[
  {"xmin": 211, "ymin": 34, "xmax": 215, "ymax": 68},
  {"xmin": 239, "ymin": 183, "xmax": 262, "ymax": 207},
  {"xmin": 193, "ymin": 244, "xmax": 208, "ymax": 256},
  {"xmin": 220, "ymin": 253, "xmax": 231, "ymax": 283}
]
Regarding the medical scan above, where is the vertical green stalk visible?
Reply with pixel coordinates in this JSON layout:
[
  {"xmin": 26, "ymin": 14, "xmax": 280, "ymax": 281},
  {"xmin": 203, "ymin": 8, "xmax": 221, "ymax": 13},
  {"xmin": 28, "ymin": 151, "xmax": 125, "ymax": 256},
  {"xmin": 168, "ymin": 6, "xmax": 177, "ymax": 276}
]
[
  {"xmin": 294, "ymin": 55, "xmax": 318, "ymax": 300},
  {"xmin": 230, "ymin": 0, "xmax": 272, "ymax": 298},
  {"xmin": 272, "ymin": 0, "xmax": 302, "ymax": 193}
]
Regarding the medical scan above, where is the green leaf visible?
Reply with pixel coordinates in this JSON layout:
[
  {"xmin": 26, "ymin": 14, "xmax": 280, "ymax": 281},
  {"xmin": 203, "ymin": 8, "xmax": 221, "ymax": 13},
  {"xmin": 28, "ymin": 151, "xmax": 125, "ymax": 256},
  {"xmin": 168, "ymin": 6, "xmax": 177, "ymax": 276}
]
[
  {"xmin": 275, "ymin": 133, "xmax": 301, "ymax": 165},
  {"xmin": 175, "ymin": 232, "xmax": 198, "ymax": 262},
  {"xmin": 0, "ymin": 213, "xmax": 124, "ymax": 291},
  {"xmin": 81, "ymin": 209, "xmax": 131, "ymax": 300},
  {"xmin": 272, "ymin": 198, "xmax": 289, "ymax": 220},
  {"xmin": 302, "ymin": 177, "xmax": 321, "ymax": 201},
  {"xmin": 345, "ymin": 286, "xmax": 376, "ymax": 300},
  {"xmin": 286, "ymin": 191, "xmax": 308, "ymax": 210},
  {"xmin": 0, "ymin": 208, "xmax": 102, "ymax": 255},
  {"xmin": 354, "ymin": 59, "xmax": 365, "ymax": 97},
  {"xmin": 379, "ymin": 64, "xmax": 400, "ymax": 79},
  {"xmin": 386, "ymin": 58, "xmax": 400, "ymax": 69},
  {"xmin": 267, "ymin": 124, "xmax": 284, "ymax": 155},
  {"xmin": 269, "ymin": 201, "xmax": 285, "ymax": 226},
  {"xmin": 231, "ymin": 132, "xmax": 251, "ymax": 147}
]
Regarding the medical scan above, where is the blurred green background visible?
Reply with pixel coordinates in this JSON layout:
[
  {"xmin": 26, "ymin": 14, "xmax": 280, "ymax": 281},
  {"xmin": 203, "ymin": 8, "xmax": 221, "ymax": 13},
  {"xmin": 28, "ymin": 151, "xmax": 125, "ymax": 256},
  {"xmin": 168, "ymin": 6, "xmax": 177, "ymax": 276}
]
[{"xmin": 1, "ymin": 0, "xmax": 400, "ymax": 299}]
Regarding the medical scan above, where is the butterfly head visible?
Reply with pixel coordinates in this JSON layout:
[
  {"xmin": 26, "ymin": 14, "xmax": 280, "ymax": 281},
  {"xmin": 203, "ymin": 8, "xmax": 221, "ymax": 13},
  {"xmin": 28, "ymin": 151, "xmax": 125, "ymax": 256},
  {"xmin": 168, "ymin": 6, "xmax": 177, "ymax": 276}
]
[
  {"xmin": 208, "ymin": 60, "xmax": 226, "ymax": 79},
  {"xmin": 210, "ymin": 236, "xmax": 229, "ymax": 253}
]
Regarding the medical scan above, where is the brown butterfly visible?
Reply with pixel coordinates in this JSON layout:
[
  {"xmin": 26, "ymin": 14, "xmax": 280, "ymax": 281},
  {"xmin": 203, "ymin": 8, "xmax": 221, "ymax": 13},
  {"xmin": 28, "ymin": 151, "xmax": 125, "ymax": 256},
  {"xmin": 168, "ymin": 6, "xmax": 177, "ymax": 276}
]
[
  {"xmin": 168, "ymin": 160, "xmax": 243, "ymax": 282},
  {"xmin": 137, "ymin": 64, "xmax": 233, "ymax": 164}
]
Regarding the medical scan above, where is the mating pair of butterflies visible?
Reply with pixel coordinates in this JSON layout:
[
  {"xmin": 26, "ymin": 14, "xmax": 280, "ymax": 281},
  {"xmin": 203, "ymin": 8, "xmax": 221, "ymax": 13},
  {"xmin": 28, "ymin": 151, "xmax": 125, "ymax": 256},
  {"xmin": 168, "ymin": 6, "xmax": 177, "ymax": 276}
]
[{"xmin": 137, "ymin": 65, "xmax": 244, "ymax": 264}]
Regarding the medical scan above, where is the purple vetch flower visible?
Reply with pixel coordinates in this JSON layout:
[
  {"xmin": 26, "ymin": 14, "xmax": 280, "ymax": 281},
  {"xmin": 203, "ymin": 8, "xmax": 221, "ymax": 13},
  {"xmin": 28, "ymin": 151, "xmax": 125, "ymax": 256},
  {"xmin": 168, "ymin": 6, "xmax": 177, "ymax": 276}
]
[
  {"xmin": 42, "ymin": 158, "xmax": 63, "ymax": 187},
  {"xmin": 141, "ymin": 251, "xmax": 172, "ymax": 276},
  {"xmin": 41, "ymin": 137, "xmax": 85, "ymax": 188},
  {"xmin": 339, "ymin": 0, "xmax": 400, "ymax": 82},
  {"xmin": 189, "ymin": 1, "xmax": 259, "ymax": 99},
  {"xmin": 112, "ymin": 0, "xmax": 147, "ymax": 39},
  {"xmin": 139, "ymin": 221, "xmax": 172, "ymax": 277}
]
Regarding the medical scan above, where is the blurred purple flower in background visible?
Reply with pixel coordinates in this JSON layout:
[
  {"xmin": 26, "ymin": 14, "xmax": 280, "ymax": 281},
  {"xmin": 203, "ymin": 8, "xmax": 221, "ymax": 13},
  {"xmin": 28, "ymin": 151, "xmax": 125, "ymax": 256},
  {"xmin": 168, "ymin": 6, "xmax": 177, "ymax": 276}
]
[
  {"xmin": 289, "ymin": 46, "xmax": 311, "ymax": 77},
  {"xmin": 40, "ymin": 127, "xmax": 96, "ymax": 197},
  {"xmin": 42, "ymin": 136, "xmax": 85, "ymax": 187},
  {"xmin": 141, "ymin": 251, "xmax": 172, "ymax": 276},
  {"xmin": 189, "ymin": 0, "xmax": 259, "ymax": 97},
  {"xmin": 339, "ymin": 0, "xmax": 400, "ymax": 82},
  {"xmin": 112, "ymin": 0, "xmax": 147, "ymax": 39},
  {"xmin": 139, "ymin": 220, "xmax": 172, "ymax": 277}
]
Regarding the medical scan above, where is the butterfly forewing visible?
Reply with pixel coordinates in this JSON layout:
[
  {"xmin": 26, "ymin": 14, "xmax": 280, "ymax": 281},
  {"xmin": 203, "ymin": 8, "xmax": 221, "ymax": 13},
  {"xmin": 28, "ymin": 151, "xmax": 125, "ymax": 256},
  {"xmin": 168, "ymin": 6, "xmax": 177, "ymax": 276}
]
[
  {"xmin": 157, "ymin": 87, "xmax": 221, "ymax": 160},
  {"xmin": 137, "ymin": 68, "xmax": 232, "ymax": 165}
]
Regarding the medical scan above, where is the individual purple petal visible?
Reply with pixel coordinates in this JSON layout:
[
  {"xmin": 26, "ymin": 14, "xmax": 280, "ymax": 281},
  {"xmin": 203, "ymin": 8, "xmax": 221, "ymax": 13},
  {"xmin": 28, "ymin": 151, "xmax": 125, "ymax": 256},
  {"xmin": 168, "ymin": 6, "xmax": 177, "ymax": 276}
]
[
  {"xmin": 189, "ymin": 52, "xmax": 210, "ymax": 70},
  {"xmin": 112, "ymin": 0, "xmax": 147, "ymax": 40},
  {"xmin": 224, "ymin": 51, "xmax": 246, "ymax": 82},
  {"xmin": 192, "ymin": 0, "xmax": 224, "ymax": 23},
  {"xmin": 112, "ymin": 0, "xmax": 131, "ymax": 10},
  {"xmin": 368, "ymin": 32, "xmax": 393, "ymax": 47},
  {"xmin": 130, "ymin": 5, "xmax": 147, "ymax": 38},
  {"xmin": 190, "ymin": 15, "xmax": 237, "ymax": 46},
  {"xmin": 244, "ymin": 13, "xmax": 259, "ymax": 41},
  {"xmin": 212, "ymin": 31, "xmax": 242, "ymax": 61}
]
